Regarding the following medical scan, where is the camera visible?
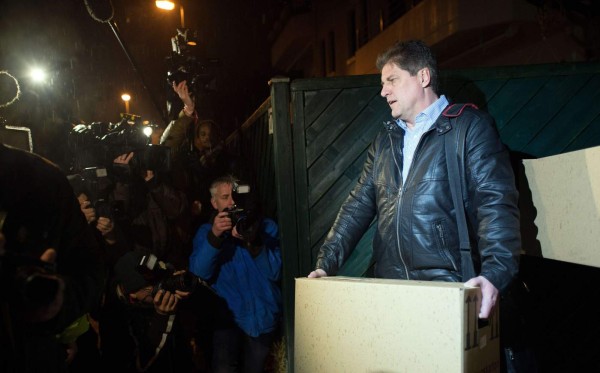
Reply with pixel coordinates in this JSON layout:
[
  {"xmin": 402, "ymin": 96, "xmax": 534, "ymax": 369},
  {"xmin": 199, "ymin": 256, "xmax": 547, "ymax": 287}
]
[
  {"xmin": 223, "ymin": 205, "xmax": 256, "ymax": 238},
  {"xmin": 137, "ymin": 254, "xmax": 198, "ymax": 296},
  {"xmin": 166, "ymin": 28, "xmax": 220, "ymax": 94},
  {"xmin": 68, "ymin": 115, "xmax": 171, "ymax": 176},
  {"xmin": 68, "ymin": 167, "xmax": 116, "ymax": 219},
  {"xmin": 223, "ymin": 182, "xmax": 261, "ymax": 240}
]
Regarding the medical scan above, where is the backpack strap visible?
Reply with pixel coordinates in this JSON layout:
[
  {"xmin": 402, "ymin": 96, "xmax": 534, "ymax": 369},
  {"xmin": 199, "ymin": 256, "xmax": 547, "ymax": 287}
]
[{"xmin": 442, "ymin": 103, "xmax": 478, "ymax": 281}]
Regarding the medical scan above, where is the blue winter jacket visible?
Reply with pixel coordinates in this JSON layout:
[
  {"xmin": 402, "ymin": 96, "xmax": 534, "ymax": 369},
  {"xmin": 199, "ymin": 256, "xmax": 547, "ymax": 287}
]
[{"xmin": 189, "ymin": 218, "xmax": 282, "ymax": 337}]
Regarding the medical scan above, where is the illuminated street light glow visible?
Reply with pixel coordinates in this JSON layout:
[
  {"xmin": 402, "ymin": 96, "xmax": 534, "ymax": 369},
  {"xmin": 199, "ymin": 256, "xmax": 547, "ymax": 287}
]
[
  {"xmin": 156, "ymin": 1, "xmax": 175, "ymax": 10},
  {"xmin": 155, "ymin": 0, "xmax": 185, "ymax": 28},
  {"xmin": 30, "ymin": 68, "xmax": 47, "ymax": 83},
  {"xmin": 121, "ymin": 93, "xmax": 131, "ymax": 113},
  {"xmin": 143, "ymin": 126, "xmax": 153, "ymax": 137}
]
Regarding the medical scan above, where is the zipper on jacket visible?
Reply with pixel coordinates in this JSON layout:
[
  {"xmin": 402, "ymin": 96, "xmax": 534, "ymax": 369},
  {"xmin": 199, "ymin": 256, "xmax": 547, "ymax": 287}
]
[
  {"xmin": 392, "ymin": 125, "xmax": 437, "ymax": 279},
  {"xmin": 435, "ymin": 222, "xmax": 458, "ymax": 272},
  {"xmin": 388, "ymin": 131, "xmax": 410, "ymax": 280},
  {"xmin": 435, "ymin": 222, "xmax": 446, "ymax": 247}
]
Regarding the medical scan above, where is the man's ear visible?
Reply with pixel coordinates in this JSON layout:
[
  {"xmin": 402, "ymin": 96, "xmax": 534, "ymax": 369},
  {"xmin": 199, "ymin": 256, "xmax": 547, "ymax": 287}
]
[
  {"xmin": 211, "ymin": 197, "xmax": 218, "ymax": 210},
  {"xmin": 420, "ymin": 68, "xmax": 431, "ymax": 87}
]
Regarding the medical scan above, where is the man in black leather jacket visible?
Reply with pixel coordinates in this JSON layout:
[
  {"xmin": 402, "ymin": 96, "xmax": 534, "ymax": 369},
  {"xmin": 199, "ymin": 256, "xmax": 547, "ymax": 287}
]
[{"xmin": 309, "ymin": 40, "xmax": 520, "ymax": 320}]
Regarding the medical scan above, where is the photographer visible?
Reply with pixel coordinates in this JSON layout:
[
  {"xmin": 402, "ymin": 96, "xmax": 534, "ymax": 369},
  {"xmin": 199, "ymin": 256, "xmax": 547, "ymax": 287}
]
[
  {"xmin": 161, "ymin": 81, "xmax": 245, "ymax": 233},
  {"xmin": 189, "ymin": 175, "xmax": 282, "ymax": 373},
  {"xmin": 77, "ymin": 193, "xmax": 117, "ymax": 244},
  {"xmin": 109, "ymin": 251, "xmax": 194, "ymax": 372},
  {"xmin": 112, "ymin": 151, "xmax": 189, "ymax": 268},
  {"xmin": 0, "ymin": 143, "xmax": 104, "ymax": 372}
]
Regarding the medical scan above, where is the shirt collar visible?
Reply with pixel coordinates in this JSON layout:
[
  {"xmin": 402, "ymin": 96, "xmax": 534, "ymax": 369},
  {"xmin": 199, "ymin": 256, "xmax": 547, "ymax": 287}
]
[{"xmin": 396, "ymin": 95, "xmax": 449, "ymax": 131}]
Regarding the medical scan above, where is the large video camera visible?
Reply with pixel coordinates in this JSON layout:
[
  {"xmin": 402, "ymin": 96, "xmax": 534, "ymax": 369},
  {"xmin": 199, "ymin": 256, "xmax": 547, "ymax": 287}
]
[
  {"xmin": 68, "ymin": 114, "xmax": 171, "ymax": 175},
  {"xmin": 166, "ymin": 28, "xmax": 220, "ymax": 94},
  {"xmin": 137, "ymin": 253, "xmax": 198, "ymax": 296}
]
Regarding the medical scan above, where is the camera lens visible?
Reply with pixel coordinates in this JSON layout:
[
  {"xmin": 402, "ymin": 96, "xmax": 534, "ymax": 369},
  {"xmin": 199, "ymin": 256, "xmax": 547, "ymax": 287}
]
[{"xmin": 156, "ymin": 272, "xmax": 198, "ymax": 295}]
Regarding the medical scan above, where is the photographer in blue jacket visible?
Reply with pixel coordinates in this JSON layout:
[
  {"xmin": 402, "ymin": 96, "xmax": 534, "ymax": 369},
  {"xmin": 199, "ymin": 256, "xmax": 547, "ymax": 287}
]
[{"xmin": 189, "ymin": 175, "xmax": 282, "ymax": 373}]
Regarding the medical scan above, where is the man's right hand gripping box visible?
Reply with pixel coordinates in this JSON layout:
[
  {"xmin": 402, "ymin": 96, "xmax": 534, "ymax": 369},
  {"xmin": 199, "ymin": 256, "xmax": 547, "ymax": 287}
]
[{"xmin": 295, "ymin": 277, "xmax": 499, "ymax": 373}]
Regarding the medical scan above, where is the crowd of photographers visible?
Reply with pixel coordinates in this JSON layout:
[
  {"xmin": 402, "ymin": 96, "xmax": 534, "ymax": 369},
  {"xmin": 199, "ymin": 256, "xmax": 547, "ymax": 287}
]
[{"xmin": 0, "ymin": 80, "xmax": 282, "ymax": 373}]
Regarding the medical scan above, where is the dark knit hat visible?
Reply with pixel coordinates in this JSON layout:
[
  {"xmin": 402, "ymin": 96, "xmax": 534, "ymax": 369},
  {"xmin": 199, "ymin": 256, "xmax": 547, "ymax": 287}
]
[{"xmin": 113, "ymin": 251, "xmax": 148, "ymax": 294}]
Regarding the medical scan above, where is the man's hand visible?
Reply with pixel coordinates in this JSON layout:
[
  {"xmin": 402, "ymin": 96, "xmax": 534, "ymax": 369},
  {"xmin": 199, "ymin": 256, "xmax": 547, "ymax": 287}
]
[
  {"xmin": 308, "ymin": 269, "xmax": 328, "ymax": 278},
  {"xmin": 77, "ymin": 196, "xmax": 96, "ymax": 224},
  {"xmin": 96, "ymin": 217, "xmax": 114, "ymax": 235},
  {"xmin": 464, "ymin": 275, "xmax": 499, "ymax": 319},
  {"xmin": 114, "ymin": 152, "xmax": 134, "ymax": 165},
  {"xmin": 153, "ymin": 289, "xmax": 180, "ymax": 315},
  {"xmin": 96, "ymin": 217, "xmax": 116, "ymax": 244},
  {"xmin": 153, "ymin": 284, "xmax": 190, "ymax": 316},
  {"xmin": 211, "ymin": 211, "xmax": 233, "ymax": 237},
  {"xmin": 173, "ymin": 80, "xmax": 194, "ymax": 108}
]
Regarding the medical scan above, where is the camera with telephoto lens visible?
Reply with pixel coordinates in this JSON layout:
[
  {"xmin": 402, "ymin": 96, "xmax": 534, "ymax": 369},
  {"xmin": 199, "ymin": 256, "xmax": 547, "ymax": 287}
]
[{"xmin": 137, "ymin": 254, "xmax": 198, "ymax": 296}]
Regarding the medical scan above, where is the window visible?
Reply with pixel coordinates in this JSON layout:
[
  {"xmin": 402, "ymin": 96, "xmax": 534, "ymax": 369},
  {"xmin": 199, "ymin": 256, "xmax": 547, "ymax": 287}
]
[
  {"xmin": 358, "ymin": 0, "xmax": 369, "ymax": 47},
  {"xmin": 321, "ymin": 40, "xmax": 327, "ymax": 76},
  {"xmin": 347, "ymin": 10, "xmax": 357, "ymax": 57},
  {"xmin": 328, "ymin": 31, "xmax": 336, "ymax": 74}
]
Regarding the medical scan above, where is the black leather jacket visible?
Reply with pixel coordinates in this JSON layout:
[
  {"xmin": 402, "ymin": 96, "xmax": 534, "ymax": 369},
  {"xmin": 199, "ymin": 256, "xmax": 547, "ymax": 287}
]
[{"xmin": 315, "ymin": 105, "xmax": 520, "ymax": 293}]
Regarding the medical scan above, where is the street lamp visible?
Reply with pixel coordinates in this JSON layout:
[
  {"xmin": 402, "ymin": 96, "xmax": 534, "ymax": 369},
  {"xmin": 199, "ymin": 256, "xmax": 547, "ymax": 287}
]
[
  {"xmin": 29, "ymin": 67, "xmax": 47, "ymax": 84},
  {"xmin": 156, "ymin": 0, "xmax": 185, "ymax": 28},
  {"xmin": 121, "ymin": 93, "xmax": 131, "ymax": 113}
]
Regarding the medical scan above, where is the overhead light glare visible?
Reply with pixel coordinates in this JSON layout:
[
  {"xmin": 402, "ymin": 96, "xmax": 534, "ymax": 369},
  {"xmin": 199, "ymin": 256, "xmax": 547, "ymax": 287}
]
[
  {"xmin": 143, "ymin": 126, "xmax": 153, "ymax": 137},
  {"xmin": 30, "ymin": 68, "xmax": 47, "ymax": 83},
  {"xmin": 156, "ymin": 1, "xmax": 175, "ymax": 10}
]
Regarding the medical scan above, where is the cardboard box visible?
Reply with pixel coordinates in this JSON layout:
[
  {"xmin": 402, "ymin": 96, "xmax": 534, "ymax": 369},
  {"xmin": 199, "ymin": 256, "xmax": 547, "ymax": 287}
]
[
  {"xmin": 523, "ymin": 146, "xmax": 600, "ymax": 268},
  {"xmin": 295, "ymin": 277, "xmax": 499, "ymax": 373}
]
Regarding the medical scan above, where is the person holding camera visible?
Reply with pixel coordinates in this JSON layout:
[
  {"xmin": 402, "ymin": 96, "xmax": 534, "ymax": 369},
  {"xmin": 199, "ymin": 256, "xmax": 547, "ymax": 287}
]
[
  {"xmin": 108, "ymin": 251, "xmax": 194, "ymax": 372},
  {"xmin": 189, "ymin": 175, "xmax": 282, "ymax": 373},
  {"xmin": 77, "ymin": 193, "xmax": 117, "ymax": 245},
  {"xmin": 161, "ymin": 80, "xmax": 247, "ymax": 234},
  {"xmin": 0, "ymin": 143, "xmax": 105, "ymax": 373}
]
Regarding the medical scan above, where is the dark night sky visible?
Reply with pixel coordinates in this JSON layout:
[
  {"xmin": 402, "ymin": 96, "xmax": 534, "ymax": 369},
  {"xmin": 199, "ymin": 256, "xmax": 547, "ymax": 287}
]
[{"xmin": 0, "ymin": 0, "xmax": 284, "ymax": 167}]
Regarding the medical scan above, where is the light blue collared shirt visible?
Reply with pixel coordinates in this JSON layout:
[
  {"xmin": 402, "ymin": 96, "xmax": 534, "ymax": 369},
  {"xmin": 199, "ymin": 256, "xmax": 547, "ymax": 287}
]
[{"xmin": 396, "ymin": 95, "xmax": 449, "ymax": 183}]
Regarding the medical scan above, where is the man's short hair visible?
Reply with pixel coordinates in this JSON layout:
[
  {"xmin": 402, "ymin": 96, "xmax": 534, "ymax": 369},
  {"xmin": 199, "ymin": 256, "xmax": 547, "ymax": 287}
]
[
  {"xmin": 209, "ymin": 175, "xmax": 239, "ymax": 197},
  {"xmin": 376, "ymin": 40, "xmax": 440, "ymax": 95}
]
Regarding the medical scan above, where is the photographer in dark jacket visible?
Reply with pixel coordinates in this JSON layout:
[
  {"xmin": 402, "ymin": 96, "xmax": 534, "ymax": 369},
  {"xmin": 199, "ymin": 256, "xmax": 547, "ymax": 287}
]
[
  {"xmin": 110, "ymin": 251, "xmax": 193, "ymax": 372},
  {"xmin": 0, "ymin": 143, "xmax": 104, "ymax": 373},
  {"xmin": 98, "ymin": 150, "xmax": 197, "ymax": 370},
  {"xmin": 112, "ymin": 151, "xmax": 189, "ymax": 268}
]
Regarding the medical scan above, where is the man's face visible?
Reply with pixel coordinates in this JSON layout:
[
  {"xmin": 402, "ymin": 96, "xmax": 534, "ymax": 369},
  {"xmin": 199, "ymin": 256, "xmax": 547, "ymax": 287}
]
[
  {"xmin": 211, "ymin": 182, "xmax": 235, "ymax": 212},
  {"xmin": 380, "ymin": 62, "xmax": 425, "ymax": 123},
  {"xmin": 194, "ymin": 123, "xmax": 212, "ymax": 151},
  {"xmin": 127, "ymin": 285, "xmax": 154, "ymax": 306}
]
